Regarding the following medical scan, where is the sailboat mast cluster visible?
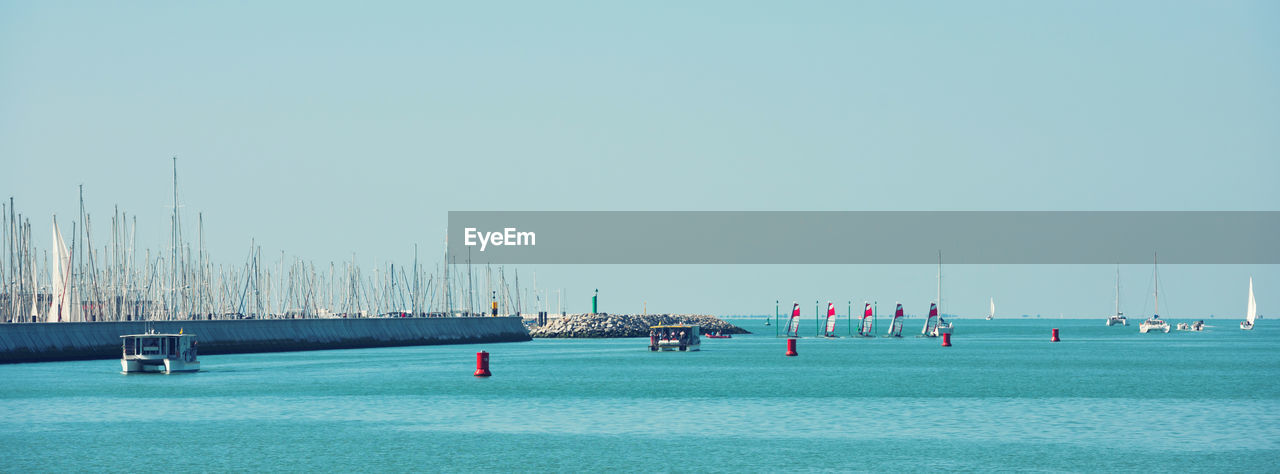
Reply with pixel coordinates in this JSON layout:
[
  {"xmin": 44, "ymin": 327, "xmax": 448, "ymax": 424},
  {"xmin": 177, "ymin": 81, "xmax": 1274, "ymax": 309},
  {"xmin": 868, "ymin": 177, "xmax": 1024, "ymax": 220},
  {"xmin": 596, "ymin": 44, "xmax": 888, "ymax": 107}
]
[{"xmin": 0, "ymin": 162, "xmax": 544, "ymax": 323}]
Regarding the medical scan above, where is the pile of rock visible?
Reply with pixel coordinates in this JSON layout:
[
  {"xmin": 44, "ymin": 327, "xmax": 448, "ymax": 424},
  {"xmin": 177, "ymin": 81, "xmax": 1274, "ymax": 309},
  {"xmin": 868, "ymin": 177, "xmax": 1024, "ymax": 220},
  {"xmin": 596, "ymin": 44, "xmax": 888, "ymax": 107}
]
[{"xmin": 528, "ymin": 313, "xmax": 749, "ymax": 338}]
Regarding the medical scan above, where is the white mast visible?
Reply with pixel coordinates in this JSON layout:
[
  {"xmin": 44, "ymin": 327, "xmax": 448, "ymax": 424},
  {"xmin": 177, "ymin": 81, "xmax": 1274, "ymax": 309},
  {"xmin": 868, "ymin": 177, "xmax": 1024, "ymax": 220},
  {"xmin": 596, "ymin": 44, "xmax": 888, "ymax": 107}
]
[
  {"xmin": 1153, "ymin": 252, "xmax": 1159, "ymax": 317},
  {"xmin": 1115, "ymin": 264, "xmax": 1121, "ymax": 317},
  {"xmin": 937, "ymin": 250, "xmax": 942, "ymax": 317}
]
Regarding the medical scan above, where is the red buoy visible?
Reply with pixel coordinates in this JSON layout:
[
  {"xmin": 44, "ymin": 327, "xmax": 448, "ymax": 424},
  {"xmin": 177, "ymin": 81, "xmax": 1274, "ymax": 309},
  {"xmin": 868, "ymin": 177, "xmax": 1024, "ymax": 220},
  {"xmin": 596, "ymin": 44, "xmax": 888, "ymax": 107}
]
[
  {"xmin": 785, "ymin": 338, "xmax": 798, "ymax": 356},
  {"xmin": 474, "ymin": 351, "xmax": 491, "ymax": 377},
  {"xmin": 1051, "ymin": 328, "xmax": 1060, "ymax": 342},
  {"xmin": 941, "ymin": 332, "xmax": 951, "ymax": 347}
]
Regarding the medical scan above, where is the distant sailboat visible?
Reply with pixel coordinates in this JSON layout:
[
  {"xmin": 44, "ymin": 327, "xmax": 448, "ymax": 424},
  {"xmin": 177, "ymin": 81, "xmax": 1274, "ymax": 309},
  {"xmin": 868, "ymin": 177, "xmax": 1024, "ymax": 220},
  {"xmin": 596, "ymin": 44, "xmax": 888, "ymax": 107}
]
[
  {"xmin": 1139, "ymin": 253, "xmax": 1170, "ymax": 334},
  {"xmin": 823, "ymin": 302, "xmax": 839, "ymax": 337},
  {"xmin": 857, "ymin": 302, "xmax": 875, "ymax": 337},
  {"xmin": 785, "ymin": 302, "xmax": 801, "ymax": 337},
  {"xmin": 884, "ymin": 302, "xmax": 904, "ymax": 337},
  {"xmin": 986, "ymin": 298, "xmax": 994, "ymax": 320},
  {"xmin": 921, "ymin": 302, "xmax": 938, "ymax": 337},
  {"xmin": 1107, "ymin": 265, "xmax": 1127, "ymax": 326},
  {"xmin": 1241, "ymin": 277, "xmax": 1256, "ymax": 330}
]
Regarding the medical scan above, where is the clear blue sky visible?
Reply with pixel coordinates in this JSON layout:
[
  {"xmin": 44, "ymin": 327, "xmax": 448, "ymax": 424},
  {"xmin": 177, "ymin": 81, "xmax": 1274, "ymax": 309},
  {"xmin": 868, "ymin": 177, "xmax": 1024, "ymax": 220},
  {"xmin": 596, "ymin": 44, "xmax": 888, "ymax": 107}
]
[{"xmin": 2, "ymin": 1, "xmax": 1276, "ymax": 317}]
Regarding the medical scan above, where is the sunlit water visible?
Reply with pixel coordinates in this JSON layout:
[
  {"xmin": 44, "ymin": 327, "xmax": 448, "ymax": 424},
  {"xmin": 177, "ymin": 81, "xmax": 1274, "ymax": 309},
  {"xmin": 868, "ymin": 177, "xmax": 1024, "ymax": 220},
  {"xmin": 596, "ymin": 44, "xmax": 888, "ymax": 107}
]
[{"xmin": 1, "ymin": 318, "xmax": 1276, "ymax": 472}]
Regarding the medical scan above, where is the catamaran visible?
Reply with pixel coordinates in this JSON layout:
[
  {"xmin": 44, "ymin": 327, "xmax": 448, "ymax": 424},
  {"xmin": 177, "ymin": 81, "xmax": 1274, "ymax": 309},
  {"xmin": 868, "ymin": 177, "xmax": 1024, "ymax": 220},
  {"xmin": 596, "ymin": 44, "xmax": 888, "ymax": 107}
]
[
  {"xmin": 884, "ymin": 302, "xmax": 904, "ymax": 337},
  {"xmin": 785, "ymin": 302, "xmax": 801, "ymax": 337},
  {"xmin": 986, "ymin": 298, "xmax": 994, "ymax": 320},
  {"xmin": 1139, "ymin": 254, "xmax": 1170, "ymax": 334},
  {"xmin": 1107, "ymin": 265, "xmax": 1127, "ymax": 326},
  {"xmin": 921, "ymin": 302, "xmax": 938, "ymax": 337},
  {"xmin": 1241, "ymin": 277, "xmax": 1257, "ymax": 330},
  {"xmin": 857, "ymin": 302, "xmax": 875, "ymax": 337},
  {"xmin": 823, "ymin": 302, "xmax": 839, "ymax": 337}
]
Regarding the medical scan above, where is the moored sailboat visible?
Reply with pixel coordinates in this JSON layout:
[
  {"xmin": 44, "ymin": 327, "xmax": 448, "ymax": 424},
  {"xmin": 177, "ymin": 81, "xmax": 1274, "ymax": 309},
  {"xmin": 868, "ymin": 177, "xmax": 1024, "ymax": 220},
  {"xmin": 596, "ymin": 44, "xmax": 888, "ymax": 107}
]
[
  {"xmin": 1139, "ymin": 254, "xmax": 1170, "ymax": 334},
  {"xmin": 1107, "ymin": 265, "xmax": 1127, "ymax": 326}
]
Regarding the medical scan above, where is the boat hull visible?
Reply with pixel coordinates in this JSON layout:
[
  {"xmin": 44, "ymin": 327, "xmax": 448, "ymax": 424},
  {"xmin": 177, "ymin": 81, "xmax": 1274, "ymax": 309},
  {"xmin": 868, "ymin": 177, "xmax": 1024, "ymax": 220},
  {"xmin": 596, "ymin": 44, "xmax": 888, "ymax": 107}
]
[
  {"xmin": 1240, "ymin": 321, "xmax": 1254, "ymax": 330},
  {"xmin": 122, "ymin": 358, "xmax": 200, "ymax": 373}
]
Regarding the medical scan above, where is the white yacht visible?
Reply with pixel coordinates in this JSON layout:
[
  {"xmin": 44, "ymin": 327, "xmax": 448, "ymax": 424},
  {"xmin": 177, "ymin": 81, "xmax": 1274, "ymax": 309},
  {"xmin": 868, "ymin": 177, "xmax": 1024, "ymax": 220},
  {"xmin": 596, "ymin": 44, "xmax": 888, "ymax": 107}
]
[
  {"xmin": 1241, "ymin": 277, "xmax": 1257, "ymax": 330},
  {"xmin": 986, "ymin": 298, "xmax": 994, "ymax": 320},
  {"xmin": 120, "ymin": 330, "xmax": 200, "ymax": 373}
]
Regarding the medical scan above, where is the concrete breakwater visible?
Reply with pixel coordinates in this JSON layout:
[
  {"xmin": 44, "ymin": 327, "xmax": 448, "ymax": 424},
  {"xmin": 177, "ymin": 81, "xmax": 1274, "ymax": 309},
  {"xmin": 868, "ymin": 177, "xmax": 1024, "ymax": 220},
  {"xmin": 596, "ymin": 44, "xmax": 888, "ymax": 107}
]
[
  {"xmin": 529, "ymin": 313, "xmax": 748, "ymax": 338},
  {"xmin": 0, "ymin": 317, "xmax": 531, "ymax": 364}
]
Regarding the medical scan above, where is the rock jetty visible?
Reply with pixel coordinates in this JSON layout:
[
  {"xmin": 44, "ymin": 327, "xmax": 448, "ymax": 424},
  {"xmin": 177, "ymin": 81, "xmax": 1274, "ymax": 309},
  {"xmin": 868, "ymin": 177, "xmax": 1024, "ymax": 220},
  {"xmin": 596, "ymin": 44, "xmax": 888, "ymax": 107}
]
[{"xmin": 528, "ymin": 313, "xmax": 749, "ymax": 338}]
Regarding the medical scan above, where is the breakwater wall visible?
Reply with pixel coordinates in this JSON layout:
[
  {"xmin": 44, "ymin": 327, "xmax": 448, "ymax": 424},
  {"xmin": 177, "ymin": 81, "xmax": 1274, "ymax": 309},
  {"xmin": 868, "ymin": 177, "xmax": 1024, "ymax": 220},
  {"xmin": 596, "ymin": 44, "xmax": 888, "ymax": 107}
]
[
  {"xmin": 0, "ymin": 317, "xmax": 531, "ymax": 364},
  {"xmin": 529, "ymin": 313, "xmax": 748, "ymax": 338}
]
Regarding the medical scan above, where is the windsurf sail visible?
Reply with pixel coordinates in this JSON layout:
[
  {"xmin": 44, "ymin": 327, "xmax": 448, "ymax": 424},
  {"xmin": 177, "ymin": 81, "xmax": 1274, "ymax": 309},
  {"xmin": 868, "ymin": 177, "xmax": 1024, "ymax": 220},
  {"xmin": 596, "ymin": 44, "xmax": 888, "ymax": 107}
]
[
  {"xmin": 823, "ymin": 302, "xmax": 838, "ymax": 336},
  {"xmin": 786, "ymin": 302, "xmax": 801, "ymax": 337},
  {"xmin": 921, "ymin": 302, "xmax": 938, "ymax": 336}
]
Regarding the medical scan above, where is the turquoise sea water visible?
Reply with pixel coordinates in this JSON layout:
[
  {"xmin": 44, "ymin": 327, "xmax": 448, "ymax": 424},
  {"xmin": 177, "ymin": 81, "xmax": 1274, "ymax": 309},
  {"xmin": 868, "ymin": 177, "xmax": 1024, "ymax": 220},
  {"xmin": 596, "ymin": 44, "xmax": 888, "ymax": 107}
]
[{"xmin": 1, "ymin": 318, "xmax": 1276, "ymax": 472}]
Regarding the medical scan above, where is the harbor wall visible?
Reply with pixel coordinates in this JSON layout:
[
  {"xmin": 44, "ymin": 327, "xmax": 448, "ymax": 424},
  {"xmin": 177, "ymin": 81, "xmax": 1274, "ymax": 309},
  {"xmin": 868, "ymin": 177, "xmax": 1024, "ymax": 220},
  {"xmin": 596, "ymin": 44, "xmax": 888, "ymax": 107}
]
[{"xmin": 0, "ymin": 317, "xmax": 531, "ymax": 364}]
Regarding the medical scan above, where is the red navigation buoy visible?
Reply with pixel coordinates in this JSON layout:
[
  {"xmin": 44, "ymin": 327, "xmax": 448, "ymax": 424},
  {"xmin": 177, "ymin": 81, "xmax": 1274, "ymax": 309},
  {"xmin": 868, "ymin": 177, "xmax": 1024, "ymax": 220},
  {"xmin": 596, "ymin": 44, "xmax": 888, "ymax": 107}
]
[
  {"xmin": 1051, "ymin": 328, "xmax": 1060, "ymax": 342},
  {"xmin": 941, "ymin": 332, "xmax": 951, "ymax": 347},
  {"xmin": 474, "ymin": 351, "xmax": 491, "ymax": 377},
  {"xmin": 785, "ymin": 338, "xmax": 798, "ymax": 356}
]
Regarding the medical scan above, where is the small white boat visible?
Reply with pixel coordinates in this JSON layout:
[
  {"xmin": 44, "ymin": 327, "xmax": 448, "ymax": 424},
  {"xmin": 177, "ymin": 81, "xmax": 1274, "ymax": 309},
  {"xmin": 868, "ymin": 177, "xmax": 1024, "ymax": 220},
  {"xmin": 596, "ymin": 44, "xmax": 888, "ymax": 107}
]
[
  {"xmin": 986, "ymin": 298, "xmax": 994, "ymax": 320},
  {"xmin": 1107, "ymin": 265, "xmax": 1127, "ymax": 326},
  {"xmin": 1175, "ymin": 320, "xmax": 1205, "ymax": 332},
  {"xmin": 649, "ymin": 324, "xmax": 701, "ymax": 352},
  {"xmin": 1241, "ymin": 277, "xmax": 1257, "ymax": 330},
  {"xmin": 121, "ymin": 330, "xmax": 200, "ymax": 373}
]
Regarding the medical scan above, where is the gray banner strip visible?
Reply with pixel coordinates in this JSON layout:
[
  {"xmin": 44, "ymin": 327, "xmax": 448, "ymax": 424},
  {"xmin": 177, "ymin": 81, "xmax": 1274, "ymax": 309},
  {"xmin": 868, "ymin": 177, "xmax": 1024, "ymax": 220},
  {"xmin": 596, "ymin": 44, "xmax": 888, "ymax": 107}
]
[{"xmin": 446, "ymin": 211, "xmax": 1279, "ymax": 264}]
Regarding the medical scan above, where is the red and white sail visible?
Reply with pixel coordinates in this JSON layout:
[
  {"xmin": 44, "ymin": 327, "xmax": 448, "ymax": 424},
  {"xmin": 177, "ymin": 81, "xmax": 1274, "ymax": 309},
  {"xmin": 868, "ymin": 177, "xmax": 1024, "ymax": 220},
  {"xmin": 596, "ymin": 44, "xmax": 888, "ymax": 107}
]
[
  {"xmin": 786, "ymin": 302, "xmax": 801, "ymax": 337},
  {"xmin": 886, "ymin": 302, "xmax": 905, "ymax": 337},
  {"xmin": 921, "ymin": 302, "xmax": 939, "ymax": 335},
  {"xmin": 824, "ymin": 302, "xmax": 838, "ymax": 336},
  {"xmin": 858, "ymin": 302, "xmax": 874, "ymax": 335}
]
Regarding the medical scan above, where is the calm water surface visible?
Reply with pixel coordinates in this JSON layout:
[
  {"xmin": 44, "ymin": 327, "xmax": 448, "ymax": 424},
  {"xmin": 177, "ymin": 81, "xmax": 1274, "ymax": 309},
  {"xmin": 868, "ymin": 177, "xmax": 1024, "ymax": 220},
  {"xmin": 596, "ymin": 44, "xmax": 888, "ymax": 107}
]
[{"xmin": 1, "ymin": 318, "xmax": 1276, "ymax": 472}]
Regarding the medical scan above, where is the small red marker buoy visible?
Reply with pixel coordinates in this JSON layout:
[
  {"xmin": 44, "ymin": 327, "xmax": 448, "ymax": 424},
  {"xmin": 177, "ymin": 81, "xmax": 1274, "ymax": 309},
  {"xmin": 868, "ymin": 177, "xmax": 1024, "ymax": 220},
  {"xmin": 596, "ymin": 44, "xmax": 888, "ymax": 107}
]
[
  {"xmin": 1051, "ymin": 328, "xmax": 1060, "ymax": 342},
  {"xmin": 474, "ymin": 351, "xmax": 491, "ymax": 377},
  {"xmin": 941, "ymin": 332, "xmax": 951, "ymax": 347},
  {"xmin": 785, "ymin": 338, "xmax": 798, "ymax": 356}
]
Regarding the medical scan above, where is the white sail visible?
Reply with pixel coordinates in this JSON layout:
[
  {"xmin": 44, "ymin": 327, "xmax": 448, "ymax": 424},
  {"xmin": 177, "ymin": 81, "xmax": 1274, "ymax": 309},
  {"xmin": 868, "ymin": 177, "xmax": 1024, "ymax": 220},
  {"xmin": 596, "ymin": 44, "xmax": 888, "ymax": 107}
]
[
  {"xmin": 989, "ymin": 298, "xmax": 995, "ymax": 319},
  {"xmin": 1247, "ymin": 277, "xmax": 1256, "ymax": 325},
  {"xmin": 47, "ymin": 218, "xmax": 72, "ymax": 322}
]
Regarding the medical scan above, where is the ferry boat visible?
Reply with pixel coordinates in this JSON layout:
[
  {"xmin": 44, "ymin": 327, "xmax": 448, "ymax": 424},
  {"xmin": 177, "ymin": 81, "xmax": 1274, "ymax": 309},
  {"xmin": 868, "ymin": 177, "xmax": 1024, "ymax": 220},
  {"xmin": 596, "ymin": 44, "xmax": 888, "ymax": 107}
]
[
  {"xmin": 649, "ymin": 325, "xmax": 701, "ymax": 351},
  {"xmin": 120, "ymin": 330, "xmax": 200, "ymax": 373}
]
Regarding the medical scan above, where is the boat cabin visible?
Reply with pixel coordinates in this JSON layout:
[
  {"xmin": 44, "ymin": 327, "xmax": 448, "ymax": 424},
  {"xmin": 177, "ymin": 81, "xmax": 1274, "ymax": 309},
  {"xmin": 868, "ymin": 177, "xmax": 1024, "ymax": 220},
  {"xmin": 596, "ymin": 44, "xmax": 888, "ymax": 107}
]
[
  {"xmin": 120, "ymin": 330, "xmax": 200, "ymax": 373},
  {"xmin": 648, "ymin": 324, "xmax": 701, "ymax": 352}
]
